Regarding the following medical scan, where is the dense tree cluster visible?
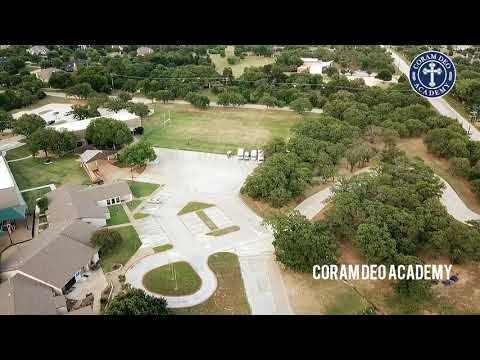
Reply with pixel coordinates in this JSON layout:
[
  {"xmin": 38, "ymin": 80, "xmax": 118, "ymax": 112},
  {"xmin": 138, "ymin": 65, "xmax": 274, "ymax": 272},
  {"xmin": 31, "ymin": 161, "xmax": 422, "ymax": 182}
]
[
  {"xmin": 241, "ymin": 115, "xmax": 360, "ymax": 207},
  {"xmin": 27, "ymin": 127, "xmax": 77, "ymax": 158},
  {"xmin": 105, "ymin": 287, "xmax": 169, "ymax": 315}
]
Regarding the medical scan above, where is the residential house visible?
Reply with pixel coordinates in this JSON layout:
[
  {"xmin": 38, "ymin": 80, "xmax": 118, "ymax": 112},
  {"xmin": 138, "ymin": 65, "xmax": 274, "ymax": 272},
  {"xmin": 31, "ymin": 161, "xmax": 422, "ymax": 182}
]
[
  {"xmin": 46, "ymin": 182, "xmax": 133, "ymax": 227},
  {"xmin": 0, "ymin": 179, "xmax": 132, "ymax": 314},
  {"xmin": 137, "ymin": 46, "xmax": 154, "ymax": 57},
  {"xmin": 0, "ymin": 220, "xmax": 100, "ymax": 295},
  {"xmin": 64, "ymin": 59, "xmax": 88, "ymax": 72},
  {"xmin": 298, "ymin": 58, "xmax": 333, "ymax": 75},
  {"xmin": 27, "ymin": 46, "xmax": 50, "ymax": 56},
  {"xmin": 30, "ymin": 67, "xmax": 64, "ymax": 83},
  {"xmin": 0, "ymin": 273, "xmax": 67, "ymax": 315}
]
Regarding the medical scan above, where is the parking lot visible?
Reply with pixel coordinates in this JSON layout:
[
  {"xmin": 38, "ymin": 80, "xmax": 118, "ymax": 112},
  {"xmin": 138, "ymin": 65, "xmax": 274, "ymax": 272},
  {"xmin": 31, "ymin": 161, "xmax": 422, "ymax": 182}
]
[{"xmin": 125, "ymin": 148, "xmax": 292, "ymax": 314}]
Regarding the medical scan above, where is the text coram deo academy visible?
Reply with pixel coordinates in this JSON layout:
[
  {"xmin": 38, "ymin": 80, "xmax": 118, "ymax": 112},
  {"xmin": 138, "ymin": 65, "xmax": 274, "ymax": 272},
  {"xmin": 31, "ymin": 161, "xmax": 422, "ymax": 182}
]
[{"xmin": 313, "ymin": 264, "xmax": 453, "ymax": 281}]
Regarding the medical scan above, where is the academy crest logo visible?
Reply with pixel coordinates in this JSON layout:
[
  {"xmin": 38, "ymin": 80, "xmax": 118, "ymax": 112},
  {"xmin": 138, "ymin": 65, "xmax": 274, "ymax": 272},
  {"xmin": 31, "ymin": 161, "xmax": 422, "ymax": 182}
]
[{"xmin": 409, "ymin": 50, "xmax": 456, "ymax": 98}]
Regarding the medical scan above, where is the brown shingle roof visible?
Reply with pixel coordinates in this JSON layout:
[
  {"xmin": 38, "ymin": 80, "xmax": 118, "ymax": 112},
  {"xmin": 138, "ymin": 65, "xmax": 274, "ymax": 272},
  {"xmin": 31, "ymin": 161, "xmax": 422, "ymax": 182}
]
[{"xmin": 0, "ymin": 273, "xmax": 58, "ymax": 315}]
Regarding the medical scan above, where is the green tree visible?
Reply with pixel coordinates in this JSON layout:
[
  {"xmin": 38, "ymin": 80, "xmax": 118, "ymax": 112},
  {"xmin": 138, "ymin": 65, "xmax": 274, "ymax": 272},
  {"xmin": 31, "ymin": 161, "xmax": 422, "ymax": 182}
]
[
  {"xmin": 289, "ymin": 97, "xmax": 313, "ymax": 114},
  {"xmin": 185, "ymin": 92, "xmax": 209, "ymax": 109},
  {"xmin": 267, "ymin": 211, "xmax": 339, "ymax": 272},
  {"xmin": 85, "ymin": 118, "xmax": 133, "ymax": 150},
  {"xmin": 117, "ymin": 91, "xmax": 133, "ymax": 102},
  {"xmin": 154, "ymin": 90, "xmax": 174, "ymax": 103},
  {"xmin": 119, "ymin": 141, "xmax": 157, "ymax": 179},
  {"xmin": 354, "ymin": 223, "xmax": 397, "ymax": 264},
  {"xmin": 91, "ymin": 228, "xmax": 122, "ymax": 256},
  {"xmin": 264, "ymin": 137, "xmax": 286, "ymax": 157},
  {"xmin": 14, "ymin": 114, "xmax": 45, "ymax": 137},
  {"xmin": 0, "ymin": 110, "xmax": 13, "ymax": 133},
  {"xmin": 259, "ymin": 94, "xmax": 277, "ymax": 108},
  {"xmin": 104, "ymin": 98, "xmax": 127, "ymax": 113},
  {"xmin": 27, "ymin": 127, "xmax": 56, "ymax": 158},
  {"xmin": 66, "ymin": 82, "xmax": 95, "ymax": 99},
  {"xmin": 105, "ymin": 287, "xmax": 169, "ymax": 315},
  {"xmin": 127, "ymin": 102, "xmax": 149, "ymax": 119}
]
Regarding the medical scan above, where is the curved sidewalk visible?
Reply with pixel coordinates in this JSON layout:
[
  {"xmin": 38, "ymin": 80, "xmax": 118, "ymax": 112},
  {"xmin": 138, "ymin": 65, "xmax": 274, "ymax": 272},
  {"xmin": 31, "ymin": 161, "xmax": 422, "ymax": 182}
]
[
  {"xmin": 294, "ymin": 173, "xmax": 480, "ymax": 223},
  {"xmin": 125, "ymin": 250, "xmax": 217, "ymax": 308}
]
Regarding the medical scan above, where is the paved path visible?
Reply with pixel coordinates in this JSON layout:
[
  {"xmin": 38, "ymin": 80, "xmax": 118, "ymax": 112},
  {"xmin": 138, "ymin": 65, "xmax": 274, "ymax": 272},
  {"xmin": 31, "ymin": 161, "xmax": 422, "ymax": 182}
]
[
  {"xmin": 126, "ymin": 249, "xmax": 217, "ymax": 308},
  {"xmin": 43, "ymin": 90, "xmax": 323, "ymax": 114},
  {"xmin": 7, "ymin": 155, "xmax": 32, "ymax": 162},
  {"xmin": 386, "ymin": 47, "xmax": 480, "ymax": 141},
  {"xmin": 20, "ymin": 183, "xmax": 56, "ymax": 193},
  {"xmin": 295, "ymin": 171, "xmax": 480, "ymax": 224},
  {"xmin": 0, "ymin": 135, "xmax": 25, "ymax": 154}
]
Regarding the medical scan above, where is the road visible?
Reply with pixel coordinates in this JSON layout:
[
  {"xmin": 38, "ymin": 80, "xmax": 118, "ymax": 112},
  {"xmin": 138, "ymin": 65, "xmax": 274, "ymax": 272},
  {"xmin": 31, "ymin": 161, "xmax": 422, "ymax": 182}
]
[
  {"xmin": 43, "ymin": 90, "xmax": 323, "ymax": 114},
  {"xmin": 386, "ymin": 47, "xmax": 480, "ymax": 141}
]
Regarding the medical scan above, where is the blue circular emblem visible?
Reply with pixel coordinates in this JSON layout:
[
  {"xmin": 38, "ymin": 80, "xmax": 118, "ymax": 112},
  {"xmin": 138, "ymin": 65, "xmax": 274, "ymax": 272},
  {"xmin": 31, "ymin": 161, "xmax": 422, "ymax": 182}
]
[{"xmin": 409, "ymin": 50, "xmax": 456, "ymax": 98}]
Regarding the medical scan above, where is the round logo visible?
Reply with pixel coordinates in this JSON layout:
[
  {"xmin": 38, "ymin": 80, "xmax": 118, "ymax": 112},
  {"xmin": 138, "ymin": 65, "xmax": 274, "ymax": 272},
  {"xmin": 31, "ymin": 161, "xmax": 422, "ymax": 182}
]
[{"xmin": 409, "ymin": 50, "xmax": 456, "ymax": 98}]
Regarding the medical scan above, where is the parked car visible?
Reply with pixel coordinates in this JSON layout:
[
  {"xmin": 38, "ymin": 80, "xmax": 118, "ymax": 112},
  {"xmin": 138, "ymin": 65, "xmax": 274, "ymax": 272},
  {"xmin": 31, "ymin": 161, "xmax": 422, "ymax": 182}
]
[
  {"xmin": 237, "ymin": 148, "xmax": 244, "ymax": 160},
  {"xmin": 258, "ymin": 149, "xmax": 264, "ymax": 163},
  {"xmin": 244, "ymin": 150, "xmax": 250, "ymax": 160},
  {"xmin": 147, "ymin": 198, "xmax": 162, "ymax": 204},
  {"xmin": 251, "ymin": 149, "xmax": 258, "ymax": 160}
]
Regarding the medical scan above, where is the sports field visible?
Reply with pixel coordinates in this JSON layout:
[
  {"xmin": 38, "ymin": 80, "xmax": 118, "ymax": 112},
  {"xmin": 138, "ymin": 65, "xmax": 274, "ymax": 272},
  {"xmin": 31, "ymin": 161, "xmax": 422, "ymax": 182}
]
[{"xmin": 142, "ymin": 103, "xmax": 302, "ymax": 154}]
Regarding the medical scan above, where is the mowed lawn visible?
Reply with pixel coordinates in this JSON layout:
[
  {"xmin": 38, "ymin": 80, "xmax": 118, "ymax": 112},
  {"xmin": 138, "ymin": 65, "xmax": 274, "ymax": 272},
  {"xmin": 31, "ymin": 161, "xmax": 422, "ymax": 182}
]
[
  {"xmin": 175, "ymin": 252, "xmax": 251, "ymax": 315},
  {"xmin": 143, "ymin": 103, "xmax": 301, "ymax": 154},
  {"xmin": 209, "ymin": 46, "xmax": 275, "ymax": 78},
  {"xmin": 142, "ymin": 261, "xmax": 202, "ymax": 296},
  {"xmin": 106, "ymin": 205, "xmax": 129, "ymax": 226},
  {"xmin": 6, "ymin": 145, "xmax": 31, "ymax": 161},
  {"xmin": 127, "ymin": 181, "xmax": 160, "ymax": 198},
  {"xmin": 8, "ymin": 156, "xmax": 90, "ymax": 190},
  {"xmin": 100, "ymin": 225, "xmax": 141, "ymax": 273},
  {"xmin": 21, "ymin": 187, "xmax": 51, "ymax": 214}
]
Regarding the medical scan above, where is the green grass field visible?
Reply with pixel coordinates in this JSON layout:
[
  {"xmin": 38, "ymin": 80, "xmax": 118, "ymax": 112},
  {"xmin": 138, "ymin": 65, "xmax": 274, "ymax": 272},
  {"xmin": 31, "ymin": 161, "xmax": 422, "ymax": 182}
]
[
  {"xmin": 133, "ymin": 212, "xmax": 149, "ymax": 220},
  {"xmin": 100, "ymin": 225, "xmax": 141, "ymax": 273},
  {"xmin": 177, "ymin": 201, "xmax": 214, "ymax": 215},
  {"xmin": 5, "ymin": 145, "xmax": 31, "ymax": 161},
  {"xmin": 9, "ymin": 156, "xmax": 90, "ymax": 190},
  {"xmin": 209, "ymin": 46, "xmax": 275, "ymax": 78},
  {"xmin": 153, "ymin": 244, "xmax": 173, "ymax": 253},
  {"xmin": 21, "ymin": 188, "xmax": 51, "ymax": 214},
  {"xmin": 127, "ymin": 181, "xmax": 160, "ymax": 198},
  {"xmin": 143, "ymin": 103, "xmax": 301, "ymax": 154},
  {"xmin": 106, "ymin": 205, "xmax": 130, "ymax": 226},
  {"xmin": 175, "ymin": 252, "xmax": 251, "ymax": 315},
  {"xmin": 196, "ymin": 210, "xmax": 217, "ymax": 231},
  {"xmin": 207, "ymin": 226, "xmax": 240, "ymax": 237},
  {"xmin": 142, "ymin": 261, "xmax": 202, "ymax": 296},
  {"xmin": 126, "ymin": 199, "xmax": 143, "ymax": 211}
]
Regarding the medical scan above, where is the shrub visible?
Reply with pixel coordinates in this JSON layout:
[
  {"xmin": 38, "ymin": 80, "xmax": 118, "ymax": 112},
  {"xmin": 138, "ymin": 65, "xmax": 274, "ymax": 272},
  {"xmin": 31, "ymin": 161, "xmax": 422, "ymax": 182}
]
[
  {"xmin": 37, "ymin": 196, "xmax": 48, "ymax": 213},
  {"xmin": 91, "ymin": 229, "xmax": 122, "ymax": 256}
]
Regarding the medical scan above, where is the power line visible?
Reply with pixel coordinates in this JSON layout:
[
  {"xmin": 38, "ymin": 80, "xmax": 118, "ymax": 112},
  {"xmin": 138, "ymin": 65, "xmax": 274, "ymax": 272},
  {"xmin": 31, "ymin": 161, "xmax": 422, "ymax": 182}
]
[{"xmin": 110, "ymin": 73, "xmax": 413, "ymax": 93}]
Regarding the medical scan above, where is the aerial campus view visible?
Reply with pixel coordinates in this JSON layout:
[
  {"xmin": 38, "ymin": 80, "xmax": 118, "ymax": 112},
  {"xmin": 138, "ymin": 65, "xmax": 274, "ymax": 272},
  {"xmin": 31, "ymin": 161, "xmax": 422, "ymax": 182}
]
[{"xmin": 1, "ymin": 44, "xmax": 480, "ymax": 316}]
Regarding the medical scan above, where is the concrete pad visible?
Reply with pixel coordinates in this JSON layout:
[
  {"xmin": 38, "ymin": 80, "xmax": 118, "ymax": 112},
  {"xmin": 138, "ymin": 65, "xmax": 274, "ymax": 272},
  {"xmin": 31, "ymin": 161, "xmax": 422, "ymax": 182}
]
[
  {"xmin": 179, "ymin": 212, "xmax": 211, "ymax": 235},
  {"xmin": 203, "ymin": 206, "xmax": 233, "ymax": 229}
]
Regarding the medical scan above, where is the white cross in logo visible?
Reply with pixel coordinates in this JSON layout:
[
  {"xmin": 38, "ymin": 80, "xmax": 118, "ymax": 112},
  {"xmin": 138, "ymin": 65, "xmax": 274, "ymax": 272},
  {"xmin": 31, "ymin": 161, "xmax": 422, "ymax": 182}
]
[{"xmin": 422, "ymin": 62, "xmax": 442, "ymax": 87}]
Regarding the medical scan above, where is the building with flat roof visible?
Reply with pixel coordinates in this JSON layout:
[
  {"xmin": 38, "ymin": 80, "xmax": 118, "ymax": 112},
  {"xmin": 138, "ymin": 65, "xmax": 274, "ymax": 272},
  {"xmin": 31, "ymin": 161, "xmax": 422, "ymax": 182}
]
[{"xmin": 0, "ymin": 156, "xmax": 29, "ymax": 247}]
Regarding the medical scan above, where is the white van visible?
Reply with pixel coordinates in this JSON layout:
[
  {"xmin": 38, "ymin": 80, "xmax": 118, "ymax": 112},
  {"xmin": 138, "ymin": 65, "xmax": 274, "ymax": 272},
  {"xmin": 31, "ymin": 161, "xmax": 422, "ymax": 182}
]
[
  {"xmin": 244, "ymin": 150, "xmax": 250, "ymax": 160},
  {"xmin": 237, "ymin": 148, "xmax": 244, "ymax": 160},
  {"xmin": 258, "ymin": 150, "xmax": 264, "ymax": 163},
  {"xmin": 251, "ymin": 149, "xmax": 258, "ymax": 160}
]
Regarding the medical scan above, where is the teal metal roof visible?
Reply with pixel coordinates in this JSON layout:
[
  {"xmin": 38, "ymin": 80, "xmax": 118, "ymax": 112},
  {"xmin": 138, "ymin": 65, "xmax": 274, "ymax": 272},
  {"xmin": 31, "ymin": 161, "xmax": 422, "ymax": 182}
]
[{"xmin": 0, "ymin": 205, "xmax": 27, "ymax": 222}]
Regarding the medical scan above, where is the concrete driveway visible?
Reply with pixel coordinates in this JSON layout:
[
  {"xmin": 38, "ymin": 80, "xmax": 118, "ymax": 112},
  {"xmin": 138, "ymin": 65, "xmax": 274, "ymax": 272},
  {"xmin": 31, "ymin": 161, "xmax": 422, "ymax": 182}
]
[{"xmin": 125, "ymin": 148, "xmax": 292, "ymax": 314}]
